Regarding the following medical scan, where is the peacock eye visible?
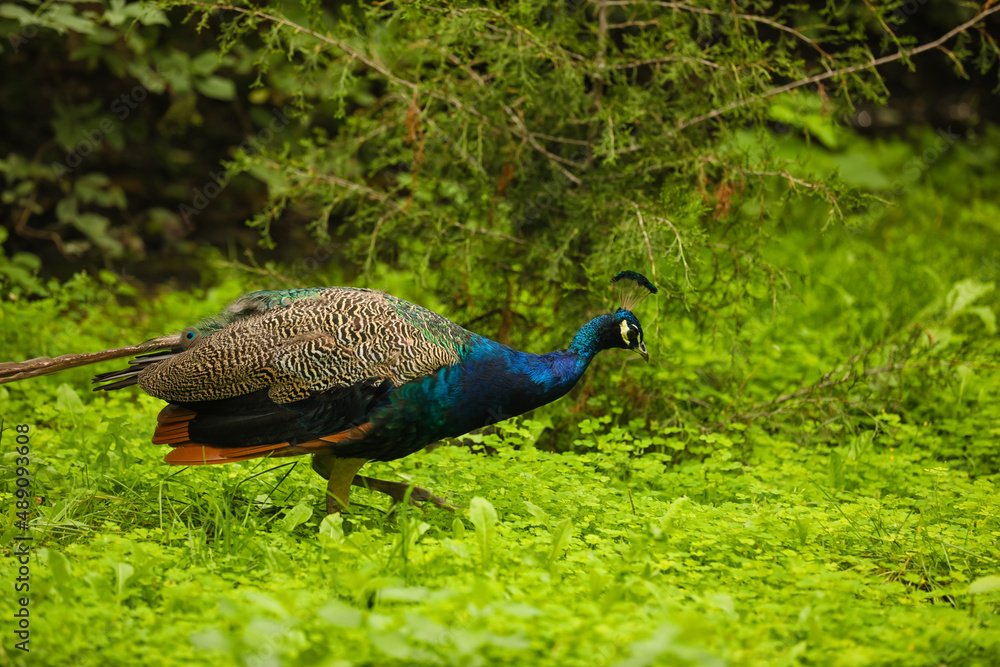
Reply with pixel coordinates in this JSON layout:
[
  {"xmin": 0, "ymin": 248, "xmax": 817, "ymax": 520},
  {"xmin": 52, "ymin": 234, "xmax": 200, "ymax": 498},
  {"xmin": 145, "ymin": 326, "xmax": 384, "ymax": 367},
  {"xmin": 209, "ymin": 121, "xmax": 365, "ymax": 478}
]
[{"xmin": 184, "ymin": 328, "xmax": 199, "ymax": 342}]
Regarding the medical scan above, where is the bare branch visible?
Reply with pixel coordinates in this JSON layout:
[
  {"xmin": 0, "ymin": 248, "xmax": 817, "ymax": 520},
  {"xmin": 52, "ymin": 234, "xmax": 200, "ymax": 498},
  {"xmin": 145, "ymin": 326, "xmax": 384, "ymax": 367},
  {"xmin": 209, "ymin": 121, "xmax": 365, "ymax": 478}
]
[
  {"xmin": 186, "ymin": 2, "xmax": 410, "ymax": 89},
  {"xmin": 630, "ymin": 202, "xmax": 657, "ymax": 281},
  {"xmin": 277, "ymin": 163, "xmax": 390, "ymax": 203},
  {"xmin": 649, "ymin": 211, "xmax": 692, "ymax": 288},
  {"xmin": 729, "ymin": 358, "xmax": 1000, "ymax": 424},
  {"xmin": 736, "ymin": 169, "xmax": 820, "ymax": 190},
  {"xmin": 602, "ymin": 1, "xmax": 832, "ymax": 60},
  {"xmin": 452, "ymin": 223, "xmax": 527, "ymax": 245},
  {"xmin": 608, "ymin": 56, "xmax": 725, "ymax": 71},
  {"xmin": 674, "ymin": 5, "xmax": 1000, "ymax": 135}
]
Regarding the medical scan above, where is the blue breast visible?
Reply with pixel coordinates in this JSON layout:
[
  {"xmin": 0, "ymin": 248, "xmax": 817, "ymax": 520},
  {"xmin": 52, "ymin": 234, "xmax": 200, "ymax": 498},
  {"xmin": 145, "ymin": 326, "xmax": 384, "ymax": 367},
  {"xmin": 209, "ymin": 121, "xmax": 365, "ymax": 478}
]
[{"xmin": 333, "ymin": 337, "xmax": 590, "ymax": 461}]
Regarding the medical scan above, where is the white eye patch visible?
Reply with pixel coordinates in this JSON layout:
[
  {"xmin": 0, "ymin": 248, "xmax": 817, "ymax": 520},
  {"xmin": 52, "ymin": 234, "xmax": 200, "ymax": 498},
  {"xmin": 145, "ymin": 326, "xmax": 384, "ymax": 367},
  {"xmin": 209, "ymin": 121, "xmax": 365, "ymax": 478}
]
[{"xmin": 620, "ymin": 319, "xmax": 631, "ymax": 344}]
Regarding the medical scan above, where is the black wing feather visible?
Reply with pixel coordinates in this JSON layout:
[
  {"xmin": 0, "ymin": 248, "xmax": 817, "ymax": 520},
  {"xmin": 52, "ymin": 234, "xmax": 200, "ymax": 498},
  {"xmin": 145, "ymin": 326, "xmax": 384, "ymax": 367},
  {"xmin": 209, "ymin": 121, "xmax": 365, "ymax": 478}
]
[{"xmin": 179, "ymin": 379, "xmax": 393, "ymax": 448}]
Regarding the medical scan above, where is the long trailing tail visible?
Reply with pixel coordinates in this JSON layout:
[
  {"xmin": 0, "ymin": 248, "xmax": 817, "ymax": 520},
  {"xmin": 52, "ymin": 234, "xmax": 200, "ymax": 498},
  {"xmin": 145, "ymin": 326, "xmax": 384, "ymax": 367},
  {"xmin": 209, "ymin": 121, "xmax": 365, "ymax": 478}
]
[{"xmin": 0, "ymin": 335, "xmax": 180, "ymax": 387}]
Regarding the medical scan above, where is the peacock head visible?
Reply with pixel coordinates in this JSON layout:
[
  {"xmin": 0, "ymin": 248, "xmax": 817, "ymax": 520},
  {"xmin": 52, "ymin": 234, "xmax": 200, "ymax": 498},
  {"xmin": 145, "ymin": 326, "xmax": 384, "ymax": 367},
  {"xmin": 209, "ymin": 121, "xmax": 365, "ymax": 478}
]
[
  {"xmin": 572, "ymin": 271, "xmax": 657, "ymax": 362},
  {"xmin": 605, "ymin": 309, "xmax": 649, "ymax": 361}
]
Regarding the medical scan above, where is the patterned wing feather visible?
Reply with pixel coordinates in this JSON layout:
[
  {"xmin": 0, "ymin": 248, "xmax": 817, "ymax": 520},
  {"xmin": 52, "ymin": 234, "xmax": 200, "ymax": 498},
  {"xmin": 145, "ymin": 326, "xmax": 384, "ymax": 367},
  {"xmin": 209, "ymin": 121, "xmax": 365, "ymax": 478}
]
[
  {"xmin": 383, "ymin": 294, "xmax": 474, "ymax": 357},
  {"xmin": 137, "ymin": 288, "xmax": 470, "ymax": 404},
  {"xmin": 187, "ymin": 287, "xmax": 331, "ymax": 339},
  {"xmin": 132, "ymin": 287, "xmax": 475, "ymax": 462}
]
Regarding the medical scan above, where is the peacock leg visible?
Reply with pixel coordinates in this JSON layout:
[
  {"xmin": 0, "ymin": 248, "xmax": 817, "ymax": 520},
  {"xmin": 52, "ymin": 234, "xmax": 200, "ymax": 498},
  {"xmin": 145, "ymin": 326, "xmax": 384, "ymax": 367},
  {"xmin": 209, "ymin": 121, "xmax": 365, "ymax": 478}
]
[
  {"xmin": 312, "ymin": 454, "xmax": 368, "ymax": 514},
  {"xmin": 352, "ymin": 475, "xmax": 456, "ymax": 511},
  {"xmin": 311, "ymin": 454, "xmax": 454, "ymax": 512}
]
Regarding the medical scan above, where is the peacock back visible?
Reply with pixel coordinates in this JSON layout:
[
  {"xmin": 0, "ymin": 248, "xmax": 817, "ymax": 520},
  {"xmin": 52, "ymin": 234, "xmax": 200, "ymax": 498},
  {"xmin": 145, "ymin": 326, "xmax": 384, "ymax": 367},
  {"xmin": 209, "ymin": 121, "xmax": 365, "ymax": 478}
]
[{"xmin": 138, "ymin": 287, "xmax": 476, "ymax": 405}]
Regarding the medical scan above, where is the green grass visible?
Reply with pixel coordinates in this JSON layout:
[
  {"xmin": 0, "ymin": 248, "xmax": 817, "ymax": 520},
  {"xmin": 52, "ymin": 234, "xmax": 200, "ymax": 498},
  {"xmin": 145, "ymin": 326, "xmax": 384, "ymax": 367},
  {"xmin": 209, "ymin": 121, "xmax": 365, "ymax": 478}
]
[
  {"xmin": 1, "ymin": 408, "xmax": 998, "ymax": 666},
  {"xmin": 1, "ymin": 368, "xmax": 998, "ymax": 665}
]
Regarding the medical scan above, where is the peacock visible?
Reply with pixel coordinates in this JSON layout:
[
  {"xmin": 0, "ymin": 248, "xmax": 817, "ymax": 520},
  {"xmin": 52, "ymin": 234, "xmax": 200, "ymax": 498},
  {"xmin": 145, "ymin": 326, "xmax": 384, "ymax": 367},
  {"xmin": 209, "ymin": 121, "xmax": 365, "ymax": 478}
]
[{"xmin": 0, "ymin": 271, "xmax": 657, "ymax": 514}]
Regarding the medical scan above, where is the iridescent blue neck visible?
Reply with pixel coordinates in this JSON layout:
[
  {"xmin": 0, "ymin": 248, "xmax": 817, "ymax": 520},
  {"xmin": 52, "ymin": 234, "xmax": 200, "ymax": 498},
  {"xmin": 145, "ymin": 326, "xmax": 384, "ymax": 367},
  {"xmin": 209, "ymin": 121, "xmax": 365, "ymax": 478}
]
[
  {"xmin": 365, "ymin": 320, "xmax": 615, "ymax": 455},
  {"xmin": 517, "ymin": 313, "xmax": 617, "ymax": 396},
  {"xmin": 567, "ymin": 314, "xmax": 615, "ymax": 362},
  {"xmin": 455, "ymin": 318, "xmax": 615, "ymax": 415}
]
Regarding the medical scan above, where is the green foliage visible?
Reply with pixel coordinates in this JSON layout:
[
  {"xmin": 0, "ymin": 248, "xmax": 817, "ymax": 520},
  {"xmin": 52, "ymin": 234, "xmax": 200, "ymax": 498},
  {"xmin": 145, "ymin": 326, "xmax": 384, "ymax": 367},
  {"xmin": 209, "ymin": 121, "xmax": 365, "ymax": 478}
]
[
  {"xmin": 2, "ymin": 0, "xmax": 997, "ymax": 437},
  {"xmin": 2, "ymin": 1, "xmax": 1000, "ymax": 665},
  {"xmin": 1, "ymin": 392, "xmax": 999, "ymax": 665},
  {"xmin": 1, "ymin": 0, "xmax": 252, "ymax": 280},
  {"xmin": 2, "ymin": 193, "xmax": 999, "ymax": 663}
]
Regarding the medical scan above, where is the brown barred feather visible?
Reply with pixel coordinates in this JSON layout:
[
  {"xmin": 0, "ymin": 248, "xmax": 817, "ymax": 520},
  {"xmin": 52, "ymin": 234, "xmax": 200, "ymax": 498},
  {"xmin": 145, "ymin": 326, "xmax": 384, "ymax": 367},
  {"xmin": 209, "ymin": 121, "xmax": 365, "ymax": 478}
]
[
  {"xmin": 151, "ymin": 427, "xmax": 190, "ymax": 445},
  {"xmin": 151, "ymin": 432, "xmax": 189, "ymax": 445},
  {"xmin": 154, "ymin": 382, "xmax": 376, "ymax": 462},
  {"xmin": 137, "ymin": 288, "xmax": 467, "ymax": 405},
  {"xmin": 319, "ymin": 422, "xmax": 373, "ymax": 443}
]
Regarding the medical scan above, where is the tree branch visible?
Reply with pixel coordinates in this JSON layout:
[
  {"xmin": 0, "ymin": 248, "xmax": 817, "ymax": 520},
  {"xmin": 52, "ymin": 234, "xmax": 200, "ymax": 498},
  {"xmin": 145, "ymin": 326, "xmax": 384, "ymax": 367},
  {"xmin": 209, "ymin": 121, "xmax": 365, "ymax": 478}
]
[{"xmin": 674, "ymin": 4, "xmax": 1000, "ymax": 135}]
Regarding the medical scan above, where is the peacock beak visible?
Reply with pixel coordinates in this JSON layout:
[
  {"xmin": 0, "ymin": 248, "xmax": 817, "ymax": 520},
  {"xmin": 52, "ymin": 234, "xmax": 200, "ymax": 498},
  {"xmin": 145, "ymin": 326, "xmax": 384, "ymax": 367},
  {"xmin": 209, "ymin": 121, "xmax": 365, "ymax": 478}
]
[{"xmin": 637, "ymin": 341, "xmax": 648, "ymax": 362}]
